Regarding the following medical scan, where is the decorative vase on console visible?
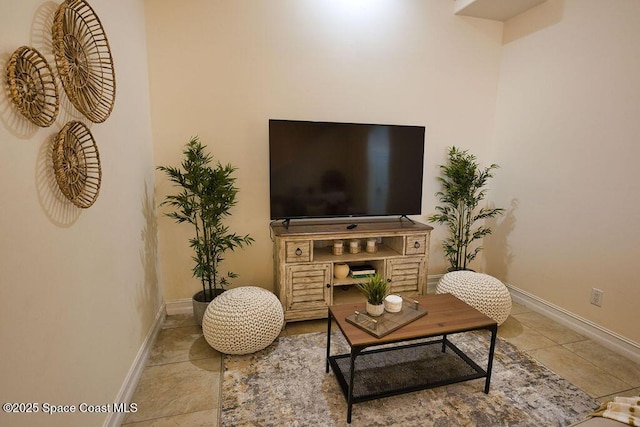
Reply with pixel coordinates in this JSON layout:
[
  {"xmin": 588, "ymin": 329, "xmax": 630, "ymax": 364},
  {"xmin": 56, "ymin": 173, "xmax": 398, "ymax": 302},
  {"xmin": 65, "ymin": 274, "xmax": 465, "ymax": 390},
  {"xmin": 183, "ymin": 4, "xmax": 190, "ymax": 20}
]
[{"xmin": 334, "ymin": 263, "xmax": 350, "ymax": 279}]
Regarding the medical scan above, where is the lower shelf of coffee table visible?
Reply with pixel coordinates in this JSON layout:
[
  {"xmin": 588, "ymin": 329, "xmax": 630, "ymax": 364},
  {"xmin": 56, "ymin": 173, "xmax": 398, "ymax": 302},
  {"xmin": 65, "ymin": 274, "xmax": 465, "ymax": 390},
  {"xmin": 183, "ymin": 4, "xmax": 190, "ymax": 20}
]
[{"xmin": 328, "ymin": 338, "xmax": 487, "ymax": 403}]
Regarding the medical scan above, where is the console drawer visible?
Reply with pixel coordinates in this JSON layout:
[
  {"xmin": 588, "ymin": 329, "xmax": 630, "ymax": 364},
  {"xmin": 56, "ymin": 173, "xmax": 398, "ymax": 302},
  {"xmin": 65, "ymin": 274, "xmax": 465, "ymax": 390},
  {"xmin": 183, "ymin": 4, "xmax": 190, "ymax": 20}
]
[
  {"xmin": 286, "ymin": 241, "xmax": 311, "ymax": 263},
  {"xmin": 405, "ymin": 235, "xmax": 427, "ymax": 255}
]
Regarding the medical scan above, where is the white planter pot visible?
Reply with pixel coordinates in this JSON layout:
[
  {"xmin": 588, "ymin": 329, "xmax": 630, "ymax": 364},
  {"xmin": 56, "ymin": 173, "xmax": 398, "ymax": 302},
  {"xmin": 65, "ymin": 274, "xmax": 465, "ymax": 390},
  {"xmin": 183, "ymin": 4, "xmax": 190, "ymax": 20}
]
[{"xmin": 366, "ymin": 302, "xmax": 385, "ymax": 317}]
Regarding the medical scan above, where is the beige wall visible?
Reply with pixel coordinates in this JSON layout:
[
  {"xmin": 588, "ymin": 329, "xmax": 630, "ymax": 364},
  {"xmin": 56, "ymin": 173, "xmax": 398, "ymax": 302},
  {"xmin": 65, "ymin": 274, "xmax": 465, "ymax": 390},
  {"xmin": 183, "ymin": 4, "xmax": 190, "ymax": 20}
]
[
  {"xmin": 1, "ymin": 2, "xmax": 638, "ymax": 422},
  {"xmin": 147, "ymin": 0, "xmax": 640, "ymax": 347},
  {"xmin": 487, "ymin": 0, "xmax": 640, "ymax": 343},
  {"xmin": 145, "ymin": 0, "xmax": 504, "ymax": 301},
  {"xmin": 0, "ymin": 1, "xmax": 160, "ymax": 426}
]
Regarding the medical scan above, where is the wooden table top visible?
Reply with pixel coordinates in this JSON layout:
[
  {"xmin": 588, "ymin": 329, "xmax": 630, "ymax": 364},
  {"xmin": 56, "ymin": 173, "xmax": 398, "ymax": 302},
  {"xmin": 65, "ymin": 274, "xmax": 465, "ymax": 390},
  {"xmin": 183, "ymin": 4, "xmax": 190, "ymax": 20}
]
[{"xmin": 329, "ymin": 293, "xmax": 497, "ymax": 348}]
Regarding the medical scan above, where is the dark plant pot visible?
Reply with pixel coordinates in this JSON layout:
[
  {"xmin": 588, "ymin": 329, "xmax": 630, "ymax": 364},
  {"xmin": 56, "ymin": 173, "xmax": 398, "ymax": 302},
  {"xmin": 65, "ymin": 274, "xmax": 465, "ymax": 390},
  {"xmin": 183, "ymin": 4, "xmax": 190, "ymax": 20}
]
[
  {"xmin": 192, "ymin": 289, "xmax": 225, "ymax": 326},
  {"xmin": 447, "ymin": 267, "xmax": 475, "ymax": 273}
]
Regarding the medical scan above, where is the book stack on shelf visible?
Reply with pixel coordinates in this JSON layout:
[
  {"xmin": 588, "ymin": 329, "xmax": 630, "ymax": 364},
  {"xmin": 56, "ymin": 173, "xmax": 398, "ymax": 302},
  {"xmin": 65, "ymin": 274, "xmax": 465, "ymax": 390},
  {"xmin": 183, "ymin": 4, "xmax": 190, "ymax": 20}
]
[{"xmin": 350, "ymin": 265, "xmax": 376, "ymax": 279}]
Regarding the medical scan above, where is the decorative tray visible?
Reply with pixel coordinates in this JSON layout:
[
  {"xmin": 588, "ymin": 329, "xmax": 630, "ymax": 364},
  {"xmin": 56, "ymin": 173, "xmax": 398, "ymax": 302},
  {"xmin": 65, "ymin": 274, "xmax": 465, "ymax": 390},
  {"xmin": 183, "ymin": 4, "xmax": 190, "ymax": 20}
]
[{"xmin": 345, "ymin": 298, "xmax": 428, "ymax": 338}]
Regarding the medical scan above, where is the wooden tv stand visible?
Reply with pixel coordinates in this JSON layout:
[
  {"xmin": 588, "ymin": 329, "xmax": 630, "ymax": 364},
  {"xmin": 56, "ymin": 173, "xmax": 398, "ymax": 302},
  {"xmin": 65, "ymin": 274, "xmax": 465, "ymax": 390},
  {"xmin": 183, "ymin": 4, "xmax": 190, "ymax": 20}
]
[{"xmin": 270, "ymin": 218, "xmax": 433, "ymax": 322}]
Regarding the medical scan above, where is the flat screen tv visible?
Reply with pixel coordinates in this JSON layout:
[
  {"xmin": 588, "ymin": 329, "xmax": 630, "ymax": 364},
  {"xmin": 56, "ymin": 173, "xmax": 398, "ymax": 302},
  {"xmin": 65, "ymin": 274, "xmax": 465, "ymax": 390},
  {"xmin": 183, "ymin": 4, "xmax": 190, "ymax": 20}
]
[{"xmin": 269, "ymin": 119, "xmax": 425, "ymax": 221}]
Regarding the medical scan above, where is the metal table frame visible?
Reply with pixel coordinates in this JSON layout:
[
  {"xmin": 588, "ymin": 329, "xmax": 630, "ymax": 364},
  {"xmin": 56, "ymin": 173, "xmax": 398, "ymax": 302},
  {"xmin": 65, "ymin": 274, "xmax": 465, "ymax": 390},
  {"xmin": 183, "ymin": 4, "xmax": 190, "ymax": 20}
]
[{"xmin": 326, "ymin": 304, "xmax": 498, "ymax": 423}]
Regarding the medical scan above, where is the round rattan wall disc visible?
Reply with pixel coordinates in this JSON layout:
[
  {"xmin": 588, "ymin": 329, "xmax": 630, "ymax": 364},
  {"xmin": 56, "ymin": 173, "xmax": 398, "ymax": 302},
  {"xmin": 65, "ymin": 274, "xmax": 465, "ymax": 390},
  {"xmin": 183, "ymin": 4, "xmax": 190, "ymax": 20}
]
[
  {"xmin": 53, "ymin": 121, "xmax": 102, "ymax": 208},
  {"xmin": 52, "ymin": 0, "xmax": 116, "ymax": 123},
  {"xmin": 5, "ymin": 46, "xmax": 59, "ymax": 127}
]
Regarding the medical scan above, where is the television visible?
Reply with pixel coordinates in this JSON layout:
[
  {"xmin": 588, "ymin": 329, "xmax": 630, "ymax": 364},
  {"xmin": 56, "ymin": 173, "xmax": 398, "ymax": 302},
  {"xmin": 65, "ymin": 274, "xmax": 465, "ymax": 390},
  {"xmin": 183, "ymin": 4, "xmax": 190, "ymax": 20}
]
[{"xmin": 269, "ymin": 119, "xmax": 425, "ymax": 221}]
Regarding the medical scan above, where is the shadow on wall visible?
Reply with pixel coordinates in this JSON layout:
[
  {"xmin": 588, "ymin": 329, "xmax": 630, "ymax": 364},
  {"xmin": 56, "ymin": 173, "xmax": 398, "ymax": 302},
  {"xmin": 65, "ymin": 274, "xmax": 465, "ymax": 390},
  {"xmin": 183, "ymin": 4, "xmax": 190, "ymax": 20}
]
[
  {"xmin": 484, "ymin": 199, "xmax": 518, "ymax": 281},
  {"xmin": 30, "ymin": 2, "xmax": 57, "ymax": 57},
  {"xmin": 137, "ymin": 181, "xmax": 161, "ymax": 339}
]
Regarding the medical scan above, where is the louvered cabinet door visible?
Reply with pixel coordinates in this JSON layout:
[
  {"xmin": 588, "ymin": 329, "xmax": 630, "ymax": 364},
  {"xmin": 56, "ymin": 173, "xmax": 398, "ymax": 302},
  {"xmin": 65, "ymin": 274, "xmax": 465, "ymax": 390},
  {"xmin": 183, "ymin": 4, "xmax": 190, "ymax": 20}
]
[
  {"xmin": 386, "ymin": 257, "xmax": 426, "ymax": 295},
  {"xmin": 285, "ymin": 263, "xmax": 331, "ymax": 316}
]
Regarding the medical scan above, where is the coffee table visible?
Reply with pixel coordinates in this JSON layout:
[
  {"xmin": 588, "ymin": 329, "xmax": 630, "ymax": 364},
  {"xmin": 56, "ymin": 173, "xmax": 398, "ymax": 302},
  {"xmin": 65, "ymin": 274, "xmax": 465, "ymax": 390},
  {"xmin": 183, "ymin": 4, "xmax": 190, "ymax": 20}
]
[{"xmin": 326, "ymin": 293, "xmax": 498, "ymax": 423}]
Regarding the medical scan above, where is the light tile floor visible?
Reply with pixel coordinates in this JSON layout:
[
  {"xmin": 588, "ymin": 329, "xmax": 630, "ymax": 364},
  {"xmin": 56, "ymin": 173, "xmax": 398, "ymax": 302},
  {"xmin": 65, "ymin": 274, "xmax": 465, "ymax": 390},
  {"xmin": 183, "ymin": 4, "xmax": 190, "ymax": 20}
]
[{"xmin": 121, "ymin": 302, "xmax": 640, "ymax": 426}]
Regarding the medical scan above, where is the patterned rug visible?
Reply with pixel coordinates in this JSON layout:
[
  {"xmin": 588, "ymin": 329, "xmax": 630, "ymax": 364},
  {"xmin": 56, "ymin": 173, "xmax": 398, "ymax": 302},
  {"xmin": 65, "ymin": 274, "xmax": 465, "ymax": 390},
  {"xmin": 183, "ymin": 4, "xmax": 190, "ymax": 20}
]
[{"xmin": 222, "ymin": 331, "xmax": 599, "ymax": 426}]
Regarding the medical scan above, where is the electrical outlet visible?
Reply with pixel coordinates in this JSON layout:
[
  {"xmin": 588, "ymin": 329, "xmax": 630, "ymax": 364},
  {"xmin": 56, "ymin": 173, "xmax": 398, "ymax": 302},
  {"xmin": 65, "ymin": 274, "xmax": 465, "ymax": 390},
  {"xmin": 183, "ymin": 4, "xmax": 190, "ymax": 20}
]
[{"xmin": 590, "ymin": 288, "xmax": 603, "ymax": 307}]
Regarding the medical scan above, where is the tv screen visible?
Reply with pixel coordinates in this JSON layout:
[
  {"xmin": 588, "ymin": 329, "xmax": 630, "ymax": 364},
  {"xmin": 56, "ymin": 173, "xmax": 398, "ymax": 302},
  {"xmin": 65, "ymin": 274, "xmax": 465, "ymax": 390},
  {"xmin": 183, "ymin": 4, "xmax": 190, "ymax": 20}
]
[{"xmin": 269, "ymin": 119, "xmax": 425, "ymax": 220}]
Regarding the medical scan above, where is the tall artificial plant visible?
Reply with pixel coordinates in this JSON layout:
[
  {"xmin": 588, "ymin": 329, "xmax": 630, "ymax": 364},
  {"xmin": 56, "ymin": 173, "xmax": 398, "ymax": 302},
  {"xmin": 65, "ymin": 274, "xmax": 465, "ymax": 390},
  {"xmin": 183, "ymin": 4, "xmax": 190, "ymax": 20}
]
[
  {"xmin": 428, "ymin": 146, "xmax": 503, "ymax": 271},
  {"xmin": 158, "ymin": 137, "xmax": 254, "ymax": 302}
]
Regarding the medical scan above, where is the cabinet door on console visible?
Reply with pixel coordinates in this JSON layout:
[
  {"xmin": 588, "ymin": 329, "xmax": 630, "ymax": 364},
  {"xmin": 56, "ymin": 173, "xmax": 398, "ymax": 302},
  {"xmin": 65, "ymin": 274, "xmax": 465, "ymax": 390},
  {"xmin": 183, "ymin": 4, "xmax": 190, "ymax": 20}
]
[
  {"xmin": 285, "ymin": 263, "xmax": 331, "ymax": 311},
  {"xmin": 386, "ymin": 257, "xmax": 425, "ymax": 295}
]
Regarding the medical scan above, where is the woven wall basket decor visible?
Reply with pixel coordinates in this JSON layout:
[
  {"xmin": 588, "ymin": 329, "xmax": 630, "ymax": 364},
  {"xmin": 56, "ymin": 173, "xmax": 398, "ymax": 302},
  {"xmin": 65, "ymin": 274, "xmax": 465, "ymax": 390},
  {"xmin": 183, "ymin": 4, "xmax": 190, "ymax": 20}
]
[
  {"xmin": 5, "ymin": 46, "xmax": 59, "ymax": 127},
  {"xmin": 52, "ymin": 0, "xmax": 116, "ymax": 123},
  {"xmin": 53, "ymin": 120, "xmax": 102, "ymax": 208}
]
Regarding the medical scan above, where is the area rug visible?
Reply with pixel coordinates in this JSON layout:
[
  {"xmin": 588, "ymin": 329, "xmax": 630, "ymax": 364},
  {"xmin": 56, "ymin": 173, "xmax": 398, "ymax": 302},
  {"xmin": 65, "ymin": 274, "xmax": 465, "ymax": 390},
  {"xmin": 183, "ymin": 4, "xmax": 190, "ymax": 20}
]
[{"xmin": 222, "ymin": 331, "xmax": 599, "ymax": 426}]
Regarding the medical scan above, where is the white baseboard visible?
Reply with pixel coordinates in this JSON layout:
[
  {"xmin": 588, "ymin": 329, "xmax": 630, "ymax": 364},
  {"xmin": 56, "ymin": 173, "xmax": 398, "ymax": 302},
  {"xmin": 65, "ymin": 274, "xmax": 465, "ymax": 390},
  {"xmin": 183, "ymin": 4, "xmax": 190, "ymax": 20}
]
[
  {"xmin": 104, "ymin": 303, "xmax": 166, "ymax": 427},
  {"xmin": 507, "ymin": 283, "xmax": 640, "ymax": 365},
  {"xmin": 163, "ymin": 278, "xmax": 640, "ymax": 364},
  {"xmin": 165, "ymin": 298, "xmax": 193, "ymax": 315},
  {"xmin": 168, "ymin": 276, "xmax": 442, "ymax": 313},
  {"xmin": 427, "ymin": 274, "xmax": 443, "ymax": 294},
  {"xmin": 164, "ymin": 278, "xmax": 444, "ymax": 314}
]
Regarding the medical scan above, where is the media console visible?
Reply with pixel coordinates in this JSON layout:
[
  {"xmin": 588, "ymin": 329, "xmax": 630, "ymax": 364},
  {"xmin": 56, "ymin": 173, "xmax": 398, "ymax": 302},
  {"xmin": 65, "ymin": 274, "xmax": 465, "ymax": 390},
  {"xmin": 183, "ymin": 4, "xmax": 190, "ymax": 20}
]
[{"xmin": 270, "ymin": 219, "xmax": 433, "ymax": 322}]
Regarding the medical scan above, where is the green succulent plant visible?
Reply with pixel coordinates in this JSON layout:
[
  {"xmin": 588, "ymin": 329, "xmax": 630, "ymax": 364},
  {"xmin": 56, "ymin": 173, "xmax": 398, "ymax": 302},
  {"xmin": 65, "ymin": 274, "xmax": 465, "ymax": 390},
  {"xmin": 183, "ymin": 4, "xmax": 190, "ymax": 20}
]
[{"xmin": 357, "ymin": 273, "xmax": 389, "ymax": 305}]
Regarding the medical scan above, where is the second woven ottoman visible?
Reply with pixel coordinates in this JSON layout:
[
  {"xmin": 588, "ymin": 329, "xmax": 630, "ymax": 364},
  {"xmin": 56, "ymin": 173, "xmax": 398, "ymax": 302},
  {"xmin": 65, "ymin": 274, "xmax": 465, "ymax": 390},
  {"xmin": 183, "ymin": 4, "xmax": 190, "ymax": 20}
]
[
  {"xmin": 202, "ymin": 286, "xmax": 284, "ymax": 355},
  {"xmin": 436, "ymin": 271, "xmax": 512, "ymax": 325}
]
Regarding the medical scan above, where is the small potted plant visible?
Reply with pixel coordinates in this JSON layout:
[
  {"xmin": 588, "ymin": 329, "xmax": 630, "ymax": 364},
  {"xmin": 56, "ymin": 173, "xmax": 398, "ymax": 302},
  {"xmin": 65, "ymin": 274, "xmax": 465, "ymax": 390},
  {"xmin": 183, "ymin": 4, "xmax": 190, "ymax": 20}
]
[
  {"xmin": 158, "ymin": 137, "xmax": 254, "ymax": 325},
  {"xmin": 357, "ymin": 273, "xmax": 389, "ymax": 317}
]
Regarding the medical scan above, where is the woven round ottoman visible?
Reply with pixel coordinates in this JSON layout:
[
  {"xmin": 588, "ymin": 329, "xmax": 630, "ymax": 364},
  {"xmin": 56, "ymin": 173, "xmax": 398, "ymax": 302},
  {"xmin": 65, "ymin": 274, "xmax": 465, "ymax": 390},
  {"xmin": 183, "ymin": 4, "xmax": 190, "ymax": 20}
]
[
  {"xmin": 436, "ymin": 271, "xmax": 512, "ymax": 325},
  {"xmin": 202, "ymin": 286, "xmax": 284, "ymax": 355}
]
